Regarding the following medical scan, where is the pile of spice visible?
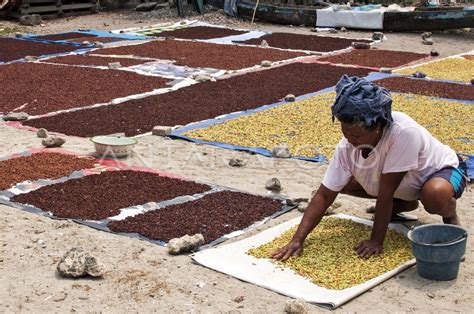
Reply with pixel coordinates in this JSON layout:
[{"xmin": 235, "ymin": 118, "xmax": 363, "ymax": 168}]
[
  {"xmin": 23, "ymin": 63, "xmax": 370, "ymax": 137},
  {"xmin": 184, "ymin": 92, "xmax": 337, "ymax": 159},
  {"xmin": 153, "ymin": 26, "xmax": 247, "ymax": 40},
  {"xmin": 395, "ymin": 57, "xmax": 474, "ymax": 83},
  {"xmin": 0, "ymin": 62, "xmax": 169, "ymax": 115},
  {"xmin": 247, "ymin": 217, "xmax": 413, "ymax": 290},
  {"xmin": 108, "ymin": 190, "xmax": 283, "ymax": 244},
  {"xmin": 12, "ymin": 170, "xmax": 210, "ymax": 220},
  {"xmin": 42, "ymin": 55, "xmax": 148, "ymax": 67},
  {"xmin": 0, "ymin": 152, "xmax": 96, "ymax": 190},
  {"xmin": 376, "ymin": 77, "xmax": 474, "ymax": 101},
  {"xmin": 91, "ymin": 39, "xmax": 305, "ymax": 70},
  {"xmin": 184, "ymin": 92, "xmax": 473, "ymax": 159},
  {"xmin": 0, "ymin": 38, "xmax": 82, "ymax": 62},
  {"xmin": 319, "ymin": 49, "xmax": 429, "ymax": 69}
]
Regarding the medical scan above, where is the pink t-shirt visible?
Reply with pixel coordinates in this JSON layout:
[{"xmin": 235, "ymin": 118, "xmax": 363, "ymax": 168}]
[{"xmin": 322, "ymin": 112, "xmax": 459, "ymax": 201}]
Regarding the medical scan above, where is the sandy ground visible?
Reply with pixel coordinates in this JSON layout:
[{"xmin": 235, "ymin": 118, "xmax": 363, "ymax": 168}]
[{"xmin": 0, "ymin": 9, "xmax": 473, "ymax": 313}]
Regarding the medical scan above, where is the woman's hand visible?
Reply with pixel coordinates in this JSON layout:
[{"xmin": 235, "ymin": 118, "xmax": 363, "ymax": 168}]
[
  {"xmin": 271, "ymin": 239, "xmax": 304, "ymax": 261},
  {"xmin": 354, "ymin": 239, "xmax": 383, "ymax": 259},
  {"xmin": 271, "ymin": 185, "xmax": 339, "ymax": 261}
]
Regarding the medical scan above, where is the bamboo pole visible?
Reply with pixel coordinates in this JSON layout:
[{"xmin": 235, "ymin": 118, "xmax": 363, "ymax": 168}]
[{"xmin": 251, "ymin": 0, "xmax": 260, "ymax": 24}]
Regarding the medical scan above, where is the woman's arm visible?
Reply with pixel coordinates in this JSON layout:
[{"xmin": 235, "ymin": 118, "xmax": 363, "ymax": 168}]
[
  {"xmin": 272, "ymin": 184, "xmax": 339, "ymax": 261},
  {"xmin": 355, "ymin": 171, "xmax": 407, "ymax": 259}
]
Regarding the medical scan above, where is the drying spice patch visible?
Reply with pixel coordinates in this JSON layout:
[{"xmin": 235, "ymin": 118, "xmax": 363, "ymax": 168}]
[
  {"xmin": 0, "ymin": 38, "xmax": 82, "ymax": 62},
  {"xmin": 377, "ymin": 77, "xmax": 474, "ymax": 101},
  {"xmin": 235, "ymin": 33, "xmax": 371, "ymax": 52},
  {"xmin": 391, "ymin": 93, "xmax": 473, "ymax": 155},
  {"xmin": 24, "ymin": 63, "xmax": 370, "ymax": 137},
  {"xmin": 43, "ymin": 55, "xmax": 148, "ymax": 67},
  {"xmin": 152, "ymin": 26, "xmax": 246, "ymax": 40},
  {"xmin": 0, "ymin": 152, "xmax": 96, "ymax": 190},
  {"xmin": 319, "ymin": 49, "xmax": 429, "ymax": 69},
  {"xmin": 185, "ymin": 92, "xmax": 339, "ymax": 159},
  {"xmin": 33, "ymin": 32, "xmax": 97, "ymax": 41},
  {"xmin": 91, "ymin": 39, "xmax": 305, "ymax": 70},
  {"xmin": 12, "ymin": 170, "xmax": 210, "ymax": 220},
  {"xmin": 185, "ymin": 91, "xmax": 473, "ymax": 159},
  {"xmin": 108, "ymin": 190, "xmax": 283, "ymax": 244},
  {"xmin": 68, "ymin": 37, "xmax": 127, "ymax": 43},
  {"xmin": 248, "ymin": 217, "xmax": 413, "ymax": 290},
  {"xmin": 0, "ymin": 62, "xmax": 169, "ymax": 115},
  {"xmin": 395, "ymin": 58, "xmax": 474, "ymax": 83}
]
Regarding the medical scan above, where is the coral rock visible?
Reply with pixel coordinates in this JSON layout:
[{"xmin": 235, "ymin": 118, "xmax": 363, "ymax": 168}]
[
  {"xmin": 421, "ymin": 32, "xmax": 432, "ymax": 40},
  {"xmin": 152, "ymin": 126, "xmax": 172, "ymax": 136},
  {"xmin": 372, "ymin": 32, "xmax": 384, "ymax": 41},
  {"xmin": 430, "ymin": 49, "xmax": 439, "ymax": 57},
  {"xmin": 2, "ymin": 112, "xmax": 29, "ymax": 121},
  {"xmin": 42, "ymin": 136, "xmax": 66, "ymax": 148},
  {"xmin": 265, "ymin": 177, "xmax": 282, "ymax": 191},
  {"xmin": 36, "ymin": 128, "xmax": 48, "ymax": 138},
  {"xmin": 412, "ymin": 71, "xmax": 427, "ymax": 78},
  {"xmin": 285, "ymin": 299, "xmax": 309, "ymax": 313},
  {"xmin": 168, "ymin": 234, "xmax": 204, "ymax": 255},
  {"xmin": 351, "ymin": 42, "xmax": 371, "ymax": 49},
  {"xmin": 422, "ymin": 38, "xmax": 434, "ymax": 45},
  {"xmin": 297, "ymin": 202, "xmax": 309, "ymax": 212},
  {"xmin": 57, "ymin": 247, "xmax": 106, "ymax": 278},
  {"xmin": 108, "ymin": 62, "xmax": 122, "ymax": 70},
  {"xmin": 229, "ymin": 158, "xmax": 245, "ymax": 167},
  {"xmin": 379, "ymin": 67, "xmax": 392, "ymax": 74},
  {"xmin": 194, "ymin": 74, "xmax": 212, "ymax": 82},
  {"xmin": 19, "ymin": 14, "xmax": 42, "ymax": 26},
  {"xmin": 261, "ymin": 60, "xmax": 272, "ymax": 67},
  {"xmin": 271, "ymin": 145, "xmax": 291, "ymax": 158},
  {"xmin": 284, "ymin": 94, "xmax": 296, "ymax": 102}
]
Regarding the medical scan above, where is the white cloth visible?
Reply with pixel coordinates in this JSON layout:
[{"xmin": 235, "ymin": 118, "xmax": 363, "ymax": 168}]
[
  {"xmin": 322, "ymin": 112, "xmax": 459, "ymax": 201},
  {"xmin": 192, "ymin": 214, "xmax": 415, "ymax": 309},
  {"xmin": 316, "ymin": 7, "xmax": 384, "ymax": 30}
]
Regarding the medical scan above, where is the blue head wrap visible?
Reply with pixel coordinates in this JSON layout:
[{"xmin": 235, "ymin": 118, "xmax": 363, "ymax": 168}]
[{"xmin": 331, "ymin": 75, "xmax": 393, "ymax": 127}]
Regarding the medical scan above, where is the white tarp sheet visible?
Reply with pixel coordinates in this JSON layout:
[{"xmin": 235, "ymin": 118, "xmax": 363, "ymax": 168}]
[
  {"xmin": 316, "ymin": 7, "xmax": 384, "ymax": 30},
  {"xmin": 192, "ymin": 213, "xmax": 415, "ymax": 309}
]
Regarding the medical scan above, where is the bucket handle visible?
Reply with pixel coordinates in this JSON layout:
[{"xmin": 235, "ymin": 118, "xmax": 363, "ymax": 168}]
[{"xmin": 408, "ymin": 226, "xmax": 468, "ymax": 246}]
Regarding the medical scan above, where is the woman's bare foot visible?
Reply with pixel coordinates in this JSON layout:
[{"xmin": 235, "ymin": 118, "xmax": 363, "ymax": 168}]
[
  {"xmin": 365, "ymin": 199, "xmax": 419, "ymax": 215},
  {"xmin": 392, "ymin": 199, "xmax": 419, "ymax": 214},
  {"xmin": 442, "ymin": 212, "xmax": 461, "ymax": 225}
]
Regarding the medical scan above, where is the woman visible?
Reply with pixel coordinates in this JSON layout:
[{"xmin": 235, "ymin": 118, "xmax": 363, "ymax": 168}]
[{"xmin": 273, "ymin": 75, "xmax": 468, "ymax": 260}]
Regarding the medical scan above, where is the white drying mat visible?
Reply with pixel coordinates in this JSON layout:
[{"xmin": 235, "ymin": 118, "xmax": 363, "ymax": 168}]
[{"xmin": 192, "ymin": 213, "xmax": 415, "ymax": 309}]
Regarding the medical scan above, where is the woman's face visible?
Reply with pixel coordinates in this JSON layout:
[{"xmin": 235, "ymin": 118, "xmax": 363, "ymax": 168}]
[{"xmin": 341, "ymin": 122, "xmax": 380, "ymax": 149}]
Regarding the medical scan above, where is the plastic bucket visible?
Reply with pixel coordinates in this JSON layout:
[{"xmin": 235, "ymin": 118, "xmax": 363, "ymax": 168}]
[{"xmin": 408, "ymin": 224, "xmax": 468, "ymax": 281}]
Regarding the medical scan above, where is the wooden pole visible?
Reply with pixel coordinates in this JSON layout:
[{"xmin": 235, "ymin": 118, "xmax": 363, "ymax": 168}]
[{"xmin": 251, "ymin": 0, "xmax": 260, "ymax": 24}]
